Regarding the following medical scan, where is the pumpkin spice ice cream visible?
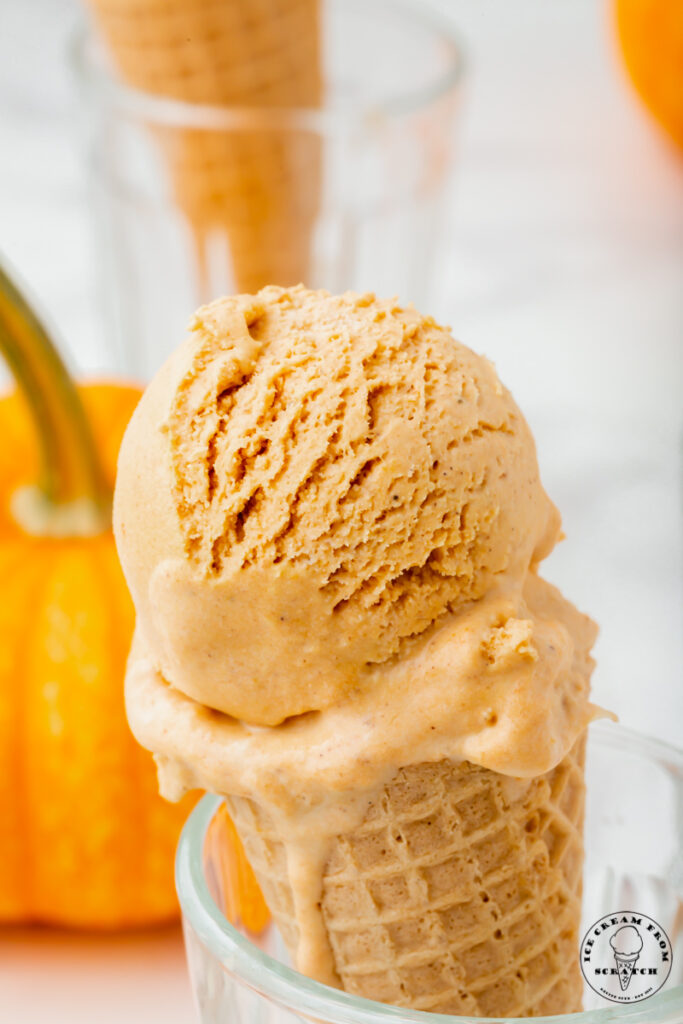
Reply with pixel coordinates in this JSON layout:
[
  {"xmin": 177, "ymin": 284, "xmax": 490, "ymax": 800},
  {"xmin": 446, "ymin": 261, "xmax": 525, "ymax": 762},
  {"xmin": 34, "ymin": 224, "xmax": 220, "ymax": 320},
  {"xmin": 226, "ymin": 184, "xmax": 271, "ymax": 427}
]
[{"xmin": 115, "ymin": 286, "xmax": 600, "ymax": 1016}]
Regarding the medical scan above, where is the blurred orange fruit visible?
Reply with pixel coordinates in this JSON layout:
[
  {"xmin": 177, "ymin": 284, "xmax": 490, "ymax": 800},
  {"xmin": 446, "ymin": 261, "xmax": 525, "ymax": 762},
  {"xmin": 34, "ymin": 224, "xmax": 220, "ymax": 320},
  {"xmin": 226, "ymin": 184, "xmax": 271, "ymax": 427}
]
[{"xmin": 615, "ymin": 0, "xmax": 683, "ymax": 150}]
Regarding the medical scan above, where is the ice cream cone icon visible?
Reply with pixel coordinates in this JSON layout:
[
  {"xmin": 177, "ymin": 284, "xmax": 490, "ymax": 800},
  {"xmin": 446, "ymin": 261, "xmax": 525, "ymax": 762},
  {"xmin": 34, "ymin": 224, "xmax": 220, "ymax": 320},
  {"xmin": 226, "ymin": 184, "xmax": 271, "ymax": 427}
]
[{"xmin": 610, "ymin": 926, "xmax": 644, "ymax": 991}]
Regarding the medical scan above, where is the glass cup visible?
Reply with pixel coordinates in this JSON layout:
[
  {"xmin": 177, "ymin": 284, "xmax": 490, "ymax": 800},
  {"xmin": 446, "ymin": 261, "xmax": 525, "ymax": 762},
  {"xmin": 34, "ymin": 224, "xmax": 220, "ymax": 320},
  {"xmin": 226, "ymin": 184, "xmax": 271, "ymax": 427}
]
[
  {"xmin": 176, "ymin": 721, "xmax": 683, "ymax": 1023},
  {"xmin": 72, "ymin": 0, "xmax": 463, "ymax": 379}
]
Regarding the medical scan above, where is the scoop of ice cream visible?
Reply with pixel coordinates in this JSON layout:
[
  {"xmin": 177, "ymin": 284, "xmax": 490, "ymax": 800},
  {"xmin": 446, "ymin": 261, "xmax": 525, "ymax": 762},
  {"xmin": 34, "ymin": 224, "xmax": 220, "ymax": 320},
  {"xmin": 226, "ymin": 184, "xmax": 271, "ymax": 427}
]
[
  {"xmin": 114, "ymin": 286, "xmax": 560, "ymax": 725},
  {"xmin": 610, "ymin": 926, "xmax": 644, "ymax": 957}
]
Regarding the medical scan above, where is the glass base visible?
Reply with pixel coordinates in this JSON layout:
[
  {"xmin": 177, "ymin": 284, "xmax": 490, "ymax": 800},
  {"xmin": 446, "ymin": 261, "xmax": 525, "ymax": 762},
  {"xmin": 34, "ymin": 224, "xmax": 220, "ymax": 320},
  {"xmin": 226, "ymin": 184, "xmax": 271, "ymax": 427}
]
[{"xmin": 177, "ymin": 721, "xmax": 683, "ymax": 1022}]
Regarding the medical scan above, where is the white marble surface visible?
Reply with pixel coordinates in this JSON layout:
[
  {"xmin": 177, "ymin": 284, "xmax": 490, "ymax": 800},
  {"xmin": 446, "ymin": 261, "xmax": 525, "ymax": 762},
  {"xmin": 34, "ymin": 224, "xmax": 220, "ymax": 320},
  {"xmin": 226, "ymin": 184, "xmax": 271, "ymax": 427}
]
[{"xmin": 1, "ymin": 1, "xmax": 682, "ymax": 1021}]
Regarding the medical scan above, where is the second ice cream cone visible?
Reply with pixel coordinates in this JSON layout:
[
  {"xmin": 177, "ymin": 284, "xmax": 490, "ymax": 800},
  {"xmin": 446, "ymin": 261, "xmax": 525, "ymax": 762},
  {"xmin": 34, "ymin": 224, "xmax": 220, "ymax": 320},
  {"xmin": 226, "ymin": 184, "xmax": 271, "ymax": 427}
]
[{"xmin": 87, "ymin": 0, "xmax": 322, "ymax": 293}]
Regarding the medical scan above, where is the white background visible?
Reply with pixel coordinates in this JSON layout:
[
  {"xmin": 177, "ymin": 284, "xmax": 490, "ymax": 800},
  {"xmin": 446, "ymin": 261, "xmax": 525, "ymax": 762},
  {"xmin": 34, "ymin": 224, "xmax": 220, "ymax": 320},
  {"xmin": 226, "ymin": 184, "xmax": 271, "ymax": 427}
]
[{"xmin": 1, "ymin": 0, "xmax": 681, "ymax": 1021}]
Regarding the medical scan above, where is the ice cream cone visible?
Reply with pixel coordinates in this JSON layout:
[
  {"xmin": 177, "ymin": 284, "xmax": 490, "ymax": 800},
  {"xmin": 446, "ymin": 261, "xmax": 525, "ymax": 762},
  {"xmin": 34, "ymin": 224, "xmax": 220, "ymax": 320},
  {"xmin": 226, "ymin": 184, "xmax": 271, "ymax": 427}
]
[
  {"xmin": 226, "ymin": 736, "xmax": 586, "ymax": 1017},
  {"xmin": 114, "ymin": 289, "xmax": 600, "ymax": 1016},
  {"xmin": 614, "ymin": 952, "xmax": 640, "ymax": 991},
  {"xmin": 86, "ymin": 0, "xmax": 322, "ymax": 294}
]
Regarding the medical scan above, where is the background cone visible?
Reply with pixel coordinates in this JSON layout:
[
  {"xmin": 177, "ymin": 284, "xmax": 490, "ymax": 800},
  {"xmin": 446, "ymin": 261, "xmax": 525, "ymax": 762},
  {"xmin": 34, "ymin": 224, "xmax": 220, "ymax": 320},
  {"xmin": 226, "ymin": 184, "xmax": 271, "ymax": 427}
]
[
  {"xmin": 227, "ymin": 737, "xmax": 587, "ymax": 1017},
  {"xmin": 87, "ymin": 0, "xmax": 322, "ymax": 294}
]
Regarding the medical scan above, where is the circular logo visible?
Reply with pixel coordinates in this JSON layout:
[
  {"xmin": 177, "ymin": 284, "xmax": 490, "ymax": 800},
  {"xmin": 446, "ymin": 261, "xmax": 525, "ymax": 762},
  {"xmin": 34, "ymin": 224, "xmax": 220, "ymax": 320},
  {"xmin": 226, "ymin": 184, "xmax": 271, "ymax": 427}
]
[{"xmin": 581, "ymin": 911, "xmax": 673, "ymax": 1003}]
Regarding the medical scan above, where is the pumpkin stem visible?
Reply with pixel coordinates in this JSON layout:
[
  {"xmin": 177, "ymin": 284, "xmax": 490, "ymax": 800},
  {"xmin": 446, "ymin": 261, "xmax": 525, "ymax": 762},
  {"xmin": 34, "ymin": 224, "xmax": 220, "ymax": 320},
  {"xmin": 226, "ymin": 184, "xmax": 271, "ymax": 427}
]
[{"xmin": 0, "ymin": 261, "xmax": 110, "ymax": 536}]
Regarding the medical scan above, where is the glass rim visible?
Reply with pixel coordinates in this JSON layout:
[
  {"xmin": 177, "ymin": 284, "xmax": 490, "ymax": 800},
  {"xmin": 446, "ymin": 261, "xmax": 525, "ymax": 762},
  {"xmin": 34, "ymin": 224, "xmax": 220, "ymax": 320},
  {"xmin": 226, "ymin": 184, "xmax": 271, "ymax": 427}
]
[
  {"xmin": 70, "ymin": 0, "xmax": 465, "ymax": 134},
  {"xmin": 176, "ymin": 720, "xmax": 683, "ymax": 1024}
]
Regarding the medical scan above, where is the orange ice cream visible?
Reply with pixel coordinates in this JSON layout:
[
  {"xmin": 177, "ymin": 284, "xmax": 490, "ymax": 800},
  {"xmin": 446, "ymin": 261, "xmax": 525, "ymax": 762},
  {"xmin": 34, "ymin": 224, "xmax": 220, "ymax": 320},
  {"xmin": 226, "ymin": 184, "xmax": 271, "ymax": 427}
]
[
  {"xmin": 115, "ymin": 286, "xmax": 564, "ymax": 726},
  {"xmin": 115, "ymin": 286, "xmax": 601, "ymax": 1014}
]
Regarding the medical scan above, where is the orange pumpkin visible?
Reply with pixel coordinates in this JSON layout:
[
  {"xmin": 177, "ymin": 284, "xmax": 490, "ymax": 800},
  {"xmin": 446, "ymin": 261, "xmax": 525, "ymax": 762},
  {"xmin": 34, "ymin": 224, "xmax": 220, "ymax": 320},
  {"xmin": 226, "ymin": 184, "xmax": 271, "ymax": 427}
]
[
  {"xmin": 0, "ymin": 266, "xmax": 269, "ymax": 932},
  {"xmin": 615, "ymin": 0, "xmax": 683, "ymax": 151},
  {"xmin": 0, "ymin": 267, "xmax": 197, "ymax": 927}
]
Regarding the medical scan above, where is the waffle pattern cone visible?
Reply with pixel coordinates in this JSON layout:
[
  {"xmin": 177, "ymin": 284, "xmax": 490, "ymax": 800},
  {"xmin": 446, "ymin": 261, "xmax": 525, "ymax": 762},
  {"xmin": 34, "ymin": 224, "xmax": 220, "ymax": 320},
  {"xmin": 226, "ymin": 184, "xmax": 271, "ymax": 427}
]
[
  {"xmin": 88, "ymin": 0, "xmax": 322, "ymax": 293},
  {"xmin": 228, "ymin": 738, "xmax": 586, "ymax": 1017}
]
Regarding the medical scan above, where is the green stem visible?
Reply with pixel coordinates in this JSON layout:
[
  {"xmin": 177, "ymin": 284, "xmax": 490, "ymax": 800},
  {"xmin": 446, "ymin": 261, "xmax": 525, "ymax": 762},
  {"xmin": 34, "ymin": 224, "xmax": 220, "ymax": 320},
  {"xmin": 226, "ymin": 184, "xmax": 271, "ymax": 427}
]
[{"xmin": 0, "ymin": 260, "xmax": 110, "ymax": 536}]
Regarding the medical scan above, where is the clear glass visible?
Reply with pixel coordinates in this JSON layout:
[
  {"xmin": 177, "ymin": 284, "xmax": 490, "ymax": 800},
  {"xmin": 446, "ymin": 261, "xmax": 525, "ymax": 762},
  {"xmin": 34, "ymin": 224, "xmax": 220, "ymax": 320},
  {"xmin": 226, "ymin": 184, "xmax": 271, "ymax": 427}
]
[
  {"xmin": 176, "ymin": 721, "xmax": 683, "ymax": 1023},
  {"xmin": 72, "ymin": 0, "xmax": 463, "ymax": 379}
]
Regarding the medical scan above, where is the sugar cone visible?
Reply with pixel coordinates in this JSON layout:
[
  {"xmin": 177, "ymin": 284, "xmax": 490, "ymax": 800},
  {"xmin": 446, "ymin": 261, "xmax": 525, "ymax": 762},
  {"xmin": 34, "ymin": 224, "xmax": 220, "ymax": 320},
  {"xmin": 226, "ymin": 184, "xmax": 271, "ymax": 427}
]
[
  {"xmin": 86, "ymin": 0, "xmax": 322, "ymax": 294},
  {"xmin": 227, "ymin": 737, "xmax": 586, "ymax": 1017}
]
